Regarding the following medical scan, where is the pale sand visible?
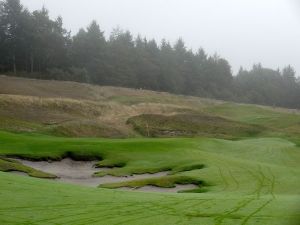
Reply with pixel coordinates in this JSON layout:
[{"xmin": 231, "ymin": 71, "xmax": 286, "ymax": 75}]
[{"xmin": 10, "ymin": 158, "xmax": 198, "ymax": 192}]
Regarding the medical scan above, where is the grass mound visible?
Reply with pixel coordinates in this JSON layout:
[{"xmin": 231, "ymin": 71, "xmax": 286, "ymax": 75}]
[
  {"xmin": 127, "ymin": 113, "xmax": 262, "ymax": 138},
  {"xmin": 0, "ymin": 157, "xmax": 56, "ymax": 178},
  {"xmin": 1, "ymin": 76, "xmax": 300, "ymax": 140},
  {"xmin": 50, "ymin": 121, "xmax": 126, "ymax": 138},
  {"xmin": 99, "ymin": 174, "xmax": 205, "ymax": 190},
  {"xmin": 169, "ymin": 163, "xmax": 205, "ymax": 174}
]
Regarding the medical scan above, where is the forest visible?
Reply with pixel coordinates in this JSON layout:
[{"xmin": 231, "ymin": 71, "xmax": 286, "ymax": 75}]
[{"xmin": 0, "ymin": 0, "xmax": 299, "ymax": 108}]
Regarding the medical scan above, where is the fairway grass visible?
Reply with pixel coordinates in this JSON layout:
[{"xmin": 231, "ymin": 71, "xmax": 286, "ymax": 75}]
[
  {"xmin": 0, "ymin": 131, "xmax": 300, "ymax": 224},
  {"xmin": 0, "ymin": 172, "xmax": 299, "ymax": 225}
]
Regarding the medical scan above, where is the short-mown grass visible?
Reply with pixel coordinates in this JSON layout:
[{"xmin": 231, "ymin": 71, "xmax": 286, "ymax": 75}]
[
  {"xmin": 205, "ymin": 103, "xmax": 300, "ymax": 134},
  {"xmin": 2, "ymin": 171, "xmax": 299, "ymax": 225},
  {"xmin": 0, "ymin": 131, "xmax": 300, "ymax": 224}
]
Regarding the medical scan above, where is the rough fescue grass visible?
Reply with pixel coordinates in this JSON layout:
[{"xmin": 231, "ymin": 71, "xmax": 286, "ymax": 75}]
[
  {"xmin": 49, "ymin": 121, "xmax": 126, "ymax": 138},
  {"xmin": 127, "ymin": 113, "xmax": 263, "ymax": 138},
  {"xmin": 1, "ymin": 76, "xmax": 300, "ymax": 140},
  {"xmin": 0, "ymin": 115, "xmax": 43, "ymax": 133}
]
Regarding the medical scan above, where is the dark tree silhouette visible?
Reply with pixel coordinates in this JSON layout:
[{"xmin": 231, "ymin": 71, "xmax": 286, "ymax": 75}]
[{"xmin": 0, "ymin": 0, "xmax": 299, "ymax": 109}]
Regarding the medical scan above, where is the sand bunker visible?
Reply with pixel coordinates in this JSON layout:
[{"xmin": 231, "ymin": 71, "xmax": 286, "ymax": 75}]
[{"xmin": 10, "ymin": 158, "xmax": 198, "ymax": 193}]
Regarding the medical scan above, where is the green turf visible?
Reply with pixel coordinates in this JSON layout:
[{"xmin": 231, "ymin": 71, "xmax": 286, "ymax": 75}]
[
  {"xmin": 99, "ymin": 174, "xmax": 204, "ymax": 190},
  {"xmin": 0, "ymin": 131, "xmax": 300, "ymax": 224},
  {"xmin": 206, "ymin": 103, "xmax": 300, "ymax": 136},
  {"xmin": 0, "ymin": 157, "xmax": 56, "ymax": 178},
  {"xmin": 1, "ymin": 171, "xmax": 299, "ymax": 225}
]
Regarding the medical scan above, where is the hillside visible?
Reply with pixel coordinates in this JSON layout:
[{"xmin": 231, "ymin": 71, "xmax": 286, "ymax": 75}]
[
  {"xmin": 0, "ymin": 75, "xmax": 300, "ymax": 225},
  {"xmin": 1, "ymin": 75, "xmax": 300, "ymax": 140}
]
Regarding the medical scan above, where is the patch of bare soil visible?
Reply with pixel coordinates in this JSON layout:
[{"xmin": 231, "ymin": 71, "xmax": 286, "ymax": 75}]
[{"xmin": 11, "ymin": 158, "xmax": 196, "ymax": 192}]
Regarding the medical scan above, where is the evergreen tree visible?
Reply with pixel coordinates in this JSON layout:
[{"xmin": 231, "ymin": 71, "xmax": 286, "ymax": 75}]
[
  {"xmin": 158, "ymin": 39, "xmax": 178, "ymax": 92},
  {"xmin": 0, "ymin": 0, "xmax": 299, "ymax": 109},
  {"xmin": 107, "ymin": 28, "xmax": 136, "ymax": 87},
  {"xmin": 0, "ymin": 0, "xmax": 27, "ymax": 73},
  {"xmin": 71, "ymin": 20, "xmax": 106, "ymax": 83},
  {"xmin": 282, "ymin": 65, "xmax": 296, "ymax": 82}
]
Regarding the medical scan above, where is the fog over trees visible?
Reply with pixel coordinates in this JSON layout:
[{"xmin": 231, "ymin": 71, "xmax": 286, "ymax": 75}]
[{"xmin": 1, "ymin": 0, "xmax": 299, "ymax": 108}]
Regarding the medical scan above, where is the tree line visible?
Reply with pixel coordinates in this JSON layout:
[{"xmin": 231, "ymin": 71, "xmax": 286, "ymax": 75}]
[{"xmin": 0, "ymin": 0, "xmax": 299, "ymax": 108}]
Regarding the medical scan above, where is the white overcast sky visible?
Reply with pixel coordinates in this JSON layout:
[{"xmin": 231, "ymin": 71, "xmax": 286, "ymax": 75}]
[{"xmin": 22, "ymin": 0, "xmax": 300, "ymax": 75}]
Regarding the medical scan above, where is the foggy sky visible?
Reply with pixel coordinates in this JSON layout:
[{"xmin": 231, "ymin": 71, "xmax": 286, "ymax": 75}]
[{"xmin": 22, "ymin": 0, "xmax": 300, "ymax": 75}]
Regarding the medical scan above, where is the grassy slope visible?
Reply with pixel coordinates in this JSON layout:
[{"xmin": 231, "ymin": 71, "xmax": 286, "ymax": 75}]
[
  {"xmin": 127, "ymin": 114, "xmax": 263, "ymax": 139},
  {"xmin": 205, "ymin": 103, "xmax": 300, "ymax": 137},
  {"xmin": 1, "ymin": 76, "xmax": 300, "ymax": 140},
  {"xmin": 1, "ymin": 76, "xmax": 300, "ymax": 224},
  {"xmin": 0, "ymin": 131, "xmax": 300, "ymax": 224},
  {"xmin": 1, "ymin": 172, "xmax": 299, "ymax": 225}
]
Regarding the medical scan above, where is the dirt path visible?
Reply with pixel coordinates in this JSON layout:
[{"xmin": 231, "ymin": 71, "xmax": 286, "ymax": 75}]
[{"xmin": 11, "ymin": 158, "xmax": 196, "ymax": 193}]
